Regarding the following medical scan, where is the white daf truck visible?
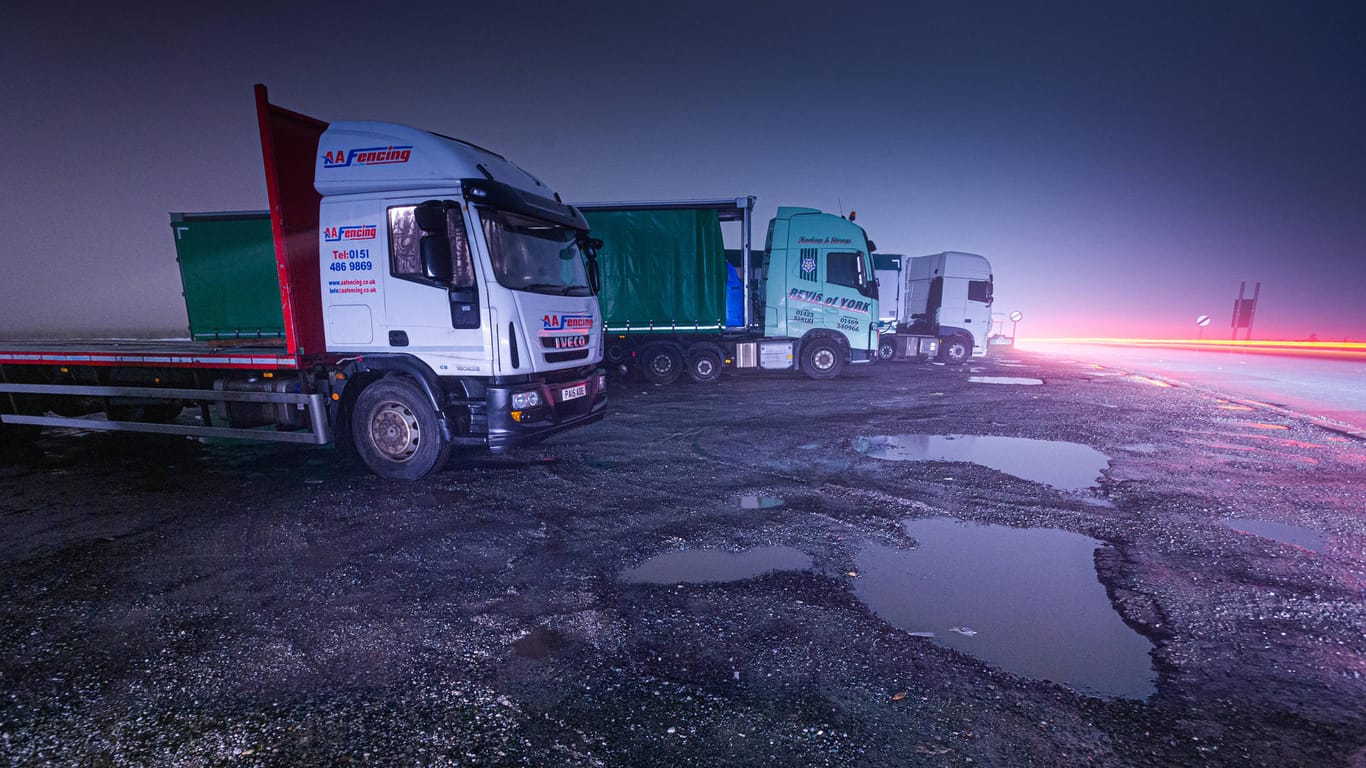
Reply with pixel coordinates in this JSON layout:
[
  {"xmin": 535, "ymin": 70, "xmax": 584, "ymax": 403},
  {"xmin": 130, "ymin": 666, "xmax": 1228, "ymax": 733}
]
[{"xmin": 874, "ymin": 251, "xmax": 994, "ymax": 364}]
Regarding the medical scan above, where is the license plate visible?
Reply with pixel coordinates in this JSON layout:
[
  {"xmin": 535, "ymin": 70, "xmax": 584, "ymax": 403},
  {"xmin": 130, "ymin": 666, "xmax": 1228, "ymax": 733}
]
[{"xmin": 560, "ymin": 383, "xmax": 588, "ymax": 401}]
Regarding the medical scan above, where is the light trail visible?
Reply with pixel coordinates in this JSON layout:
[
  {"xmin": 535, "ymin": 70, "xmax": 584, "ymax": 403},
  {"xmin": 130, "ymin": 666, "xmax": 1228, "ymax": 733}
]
[{"xmin": 1015, "ymin": 338, "xmax": 1366, "ymax": 361}]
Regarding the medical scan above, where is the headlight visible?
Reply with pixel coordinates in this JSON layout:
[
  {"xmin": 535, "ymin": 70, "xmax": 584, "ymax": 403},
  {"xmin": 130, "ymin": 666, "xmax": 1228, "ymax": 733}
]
[{"xmin": 511, "ymin": 391, "xmax": 541, "ymax": 409}]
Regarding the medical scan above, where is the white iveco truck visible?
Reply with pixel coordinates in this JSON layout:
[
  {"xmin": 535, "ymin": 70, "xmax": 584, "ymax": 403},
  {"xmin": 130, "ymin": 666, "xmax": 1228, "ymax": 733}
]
[{"xmin": 0, "ymin": 85, "xmax": 606, "ymax": 480}]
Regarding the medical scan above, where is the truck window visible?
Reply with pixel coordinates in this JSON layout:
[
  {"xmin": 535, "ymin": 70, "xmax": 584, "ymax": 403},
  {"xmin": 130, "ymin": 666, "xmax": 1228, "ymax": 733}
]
[
  {"xmin": 480, "ymin": 209, "xmax": 592, "ymax": 297},
  {"xmin": 387, "ymin": 205, "xmax": 474, "ymax": 287},
  {"xmin": 826, "ymin": 251, "xmax": 864, "ymax": 290},
  {"xmin": 968, "ymin": 279, "xmax": 993, "ymax": 304}
]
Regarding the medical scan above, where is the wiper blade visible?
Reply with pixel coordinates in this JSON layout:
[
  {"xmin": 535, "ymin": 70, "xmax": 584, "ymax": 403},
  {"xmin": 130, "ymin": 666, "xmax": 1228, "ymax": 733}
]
[{"xmin": 522, "ymin": 283, "xmax": 592, "ymax": 296}]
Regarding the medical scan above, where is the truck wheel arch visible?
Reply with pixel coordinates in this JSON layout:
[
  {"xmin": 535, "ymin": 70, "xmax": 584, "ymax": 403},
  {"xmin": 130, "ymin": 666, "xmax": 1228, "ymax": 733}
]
[
  {"xmin": 797, "ymin": 331, "xmax": 848, "ymax": 380},
  {"xmin": 340, "ymin": 356, "xmax": 454, "ymax": 445},
  {"xmin": 684, "ymin": 342, "xmax": 725, "ymax": 385},
  {"xmin": 639, "ymin": 343, "xmax": 685, "ymax": 386},
  {"xmin": 350, "ymin": 376, "xmax": 453, "ymax": 480},
  {"xmin": 938, "ymin": 332, "xmax": 973, "ymax": 365}
]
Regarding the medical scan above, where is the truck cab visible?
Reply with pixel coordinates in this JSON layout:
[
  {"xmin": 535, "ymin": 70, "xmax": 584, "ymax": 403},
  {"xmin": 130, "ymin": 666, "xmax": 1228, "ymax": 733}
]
[
  {"xmin": 875, "ymin": 251, "xmax": 993, "ymax": 364},
  {"xmin": 309, "ymin": 122, "xmax": 606, "ymax": 471},
  {"xmin": 316, "ymin": 122, "xmax": 600, "ymax": 379},
  {"xmin": 762, "ymin": 207, "xmax": 880, "ymax": 368}
]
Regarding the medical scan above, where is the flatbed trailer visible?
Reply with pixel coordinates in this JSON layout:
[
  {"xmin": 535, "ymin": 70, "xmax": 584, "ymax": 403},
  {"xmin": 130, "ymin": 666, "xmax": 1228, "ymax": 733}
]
[{"xmin": 1, "ymin": 85, "xmax": 607, "ymax": 479}]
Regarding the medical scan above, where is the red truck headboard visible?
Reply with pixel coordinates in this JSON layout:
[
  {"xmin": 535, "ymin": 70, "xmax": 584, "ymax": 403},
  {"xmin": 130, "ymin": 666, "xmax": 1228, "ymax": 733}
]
[{"xmin": 254, "ymin": 84, "xmax": 328, "ymax": 363}]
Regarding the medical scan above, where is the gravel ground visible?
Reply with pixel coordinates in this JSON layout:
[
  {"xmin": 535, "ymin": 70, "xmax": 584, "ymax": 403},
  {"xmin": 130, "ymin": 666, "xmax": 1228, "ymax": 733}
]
[{"xmin": 1, "ymin": 350, "xmax": 1363, "ymax": 766}]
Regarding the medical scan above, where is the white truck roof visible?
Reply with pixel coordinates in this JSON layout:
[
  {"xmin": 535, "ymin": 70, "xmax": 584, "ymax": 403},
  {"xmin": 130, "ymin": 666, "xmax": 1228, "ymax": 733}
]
[
  {"xmin": 912, "ymin": 251, "xmax": 992, "ymax": 280},
  {"xmin": 314, "ymin": 121, "xmax": 551, "ymax": 198}
]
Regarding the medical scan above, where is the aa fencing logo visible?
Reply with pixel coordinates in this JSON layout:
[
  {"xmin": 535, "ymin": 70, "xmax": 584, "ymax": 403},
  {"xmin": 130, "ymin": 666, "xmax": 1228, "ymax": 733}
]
[
  {"xmin": 542, "ymin": 314, "xmax": 594, "ymax": 332},
  {"xmin": 323, "ymin": 225, "xmax": 378, "ymax": 243},
  {"xmin": 323, "ymin": 145, "xmax": 413, "ymax": 169}
]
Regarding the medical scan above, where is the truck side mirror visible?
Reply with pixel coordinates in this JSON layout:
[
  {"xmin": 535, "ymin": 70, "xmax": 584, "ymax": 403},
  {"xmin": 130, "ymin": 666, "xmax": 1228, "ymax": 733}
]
[
  {"xmin": 581, "ymin": 236, "xmax": 603, "ymax": 294},
  {"xmin": 421, "ymin": 235, "xmax": 453, "ymax": 282},
  {"xmin": 414, "ymin": 201, "xmax": 446, "ymax": 233},
  {"xmin": 415, "ymin": 200, "xmax": 455, "ymax": 282},
  {"xmin": 587, "ymin": 253, "xmax": 601, "ymax": 294}
]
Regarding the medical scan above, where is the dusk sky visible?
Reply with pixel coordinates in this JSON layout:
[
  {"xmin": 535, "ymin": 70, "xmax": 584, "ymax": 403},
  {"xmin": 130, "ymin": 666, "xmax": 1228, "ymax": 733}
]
[{"xmin": 2, "ymin": 1, "xmax": 1363, "ymax": 340}]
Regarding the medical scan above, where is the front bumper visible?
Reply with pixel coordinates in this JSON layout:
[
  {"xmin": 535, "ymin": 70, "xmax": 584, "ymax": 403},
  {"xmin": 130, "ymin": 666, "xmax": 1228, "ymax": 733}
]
[{"xmin": 485, "ymin": 369, "xmax": 607, "ymax": 453}]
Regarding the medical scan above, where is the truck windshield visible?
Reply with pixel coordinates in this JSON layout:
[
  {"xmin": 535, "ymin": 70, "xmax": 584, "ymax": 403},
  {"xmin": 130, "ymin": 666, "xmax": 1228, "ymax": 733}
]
[{"xmin": 480, "ymin": 209, "xmax": 592, "ymax": 297}]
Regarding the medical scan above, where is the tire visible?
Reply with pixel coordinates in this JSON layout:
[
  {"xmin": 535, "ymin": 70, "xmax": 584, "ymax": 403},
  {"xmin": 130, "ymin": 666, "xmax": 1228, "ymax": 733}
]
[
  {"xmin": 799, "ymin": 338, "xmax": 846, "ymax": 380},
  {"xmin": 686, "ymin": 349, "xmax": 723, "ymax": 384},
  {"xmin": 877, "ymin": 337, "xmax": 896, "ymax": 361},
  {"xmin": 939, "ymin": 336, "xmax": 970, "ymax": 365},
  {"xmin": 641, "ymin": 345, "xmax": 683, "ymax": 386},
  {"xmin": 605, "ymin": 344, "xmax": 629, "ymax": 365},
  {"xmin": 351, "ymin": 377, "xmax": 451, "ymax": 480}
]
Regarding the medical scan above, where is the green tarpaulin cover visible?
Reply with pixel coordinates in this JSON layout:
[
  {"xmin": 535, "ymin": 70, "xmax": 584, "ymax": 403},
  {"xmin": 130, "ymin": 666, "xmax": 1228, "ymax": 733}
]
[{"xmin": 583, "ymin": 208, "xmax": 727, "ymax": 329}]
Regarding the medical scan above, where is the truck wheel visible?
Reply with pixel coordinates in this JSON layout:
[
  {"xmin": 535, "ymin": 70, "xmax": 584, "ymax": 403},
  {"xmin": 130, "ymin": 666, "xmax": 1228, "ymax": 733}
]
[
  {"xmin": 686, "ymin": 350, "xmax": 722, "ymax": 384},
  {"xmin": 877, "ymin": 338, "xmax": 896, "ymax": 361},
  {"xmin": 352, "ymin": 378, "xmax": 451, "ymax": 481},
  {"xmin": 800, "ymin": 338, "xmax": 845, "ymax": 380},
  {"xmin": 939, "ymin": 336, "xmax": 970, "ymax": 365},
  {"xmin": 641, "ymin": 346, "xmax": 683, "ymax": 386}
]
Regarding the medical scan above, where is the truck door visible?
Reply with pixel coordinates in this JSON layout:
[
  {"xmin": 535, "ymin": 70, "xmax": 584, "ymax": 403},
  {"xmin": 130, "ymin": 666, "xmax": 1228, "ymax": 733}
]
[
  {"xmin": 938, "ymin": 274, "xmax": 970, "ymax": 329},
  {"xmin": 821, "ymin": 249, "xmax": 875, "ymax": 348},
  {"xmin": 380, "ymin": 200, "xmax": 490, "ymax": 373}
]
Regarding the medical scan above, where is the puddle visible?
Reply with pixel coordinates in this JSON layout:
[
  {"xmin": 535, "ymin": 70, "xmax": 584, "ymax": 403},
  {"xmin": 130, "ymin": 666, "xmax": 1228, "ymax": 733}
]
[
  {"xmin": 968, "ymin": 376, "xmax": 1043, "ymax": 385},
  {"xmin": 1223, "ymin": 518, "xmax": 1328, "ymax": 554},
  {"xmin": 513, "ymin": 626, "xmax": 567, "ymax": 659},
  {"xmin": 740, "ymin": 495, "xmax": 785, "ymax": 509},
  {"xmin": 854, "ymin": 518, "xmax": 1155, "ymax": 699},
  {"xmin": 854, "ymin": 434, "xmax": 1110, "ymax": 491},
  {"xmin": 622, "ymin": 546, "xmax": 811, "ymax": 584}
]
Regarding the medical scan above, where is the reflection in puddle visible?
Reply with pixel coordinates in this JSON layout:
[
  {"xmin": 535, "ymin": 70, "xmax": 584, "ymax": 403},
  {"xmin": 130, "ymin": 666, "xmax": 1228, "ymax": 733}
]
[
  {"xmin": 622, "ymin": 546, "xmax": 811, "ymax": 584},
  {"xmin": 1223, "ymin": 518, "xmax": 1328, "ymax": 553},
  {"xmin": 855, "ymin": 518, "xmax": 1155, "ymax": 699},
  {"xmin": 740, "ymin": 495, "xmax": 785, "ymax": 509},
  {"xmin": 968, "ymin": 376, "xmax": 1044, "ymax": 385},
  {"xmin": 854, "ymin": 434, "xmax": 1110, "ymax": 491}
]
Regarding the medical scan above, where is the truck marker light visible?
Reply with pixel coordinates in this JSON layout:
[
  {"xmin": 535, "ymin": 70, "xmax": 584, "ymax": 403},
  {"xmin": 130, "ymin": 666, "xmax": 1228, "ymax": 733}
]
[
  {"xmin": 263, "ymin": 372, "xmax": 274, "ymax": 378},
  {"xmin": 332, "ymin": 393, "xmax": 340, "ymax": 401},
  {"xmin": 511, "ymin": 410, "xmax": 524, "ymax": 422}
]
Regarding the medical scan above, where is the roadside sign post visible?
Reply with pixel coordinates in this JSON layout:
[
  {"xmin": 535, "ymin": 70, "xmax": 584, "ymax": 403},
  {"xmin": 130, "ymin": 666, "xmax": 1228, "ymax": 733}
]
[{"xmin": 1231, "ymin": 282, "xmax": 1261, "ymax": 341}]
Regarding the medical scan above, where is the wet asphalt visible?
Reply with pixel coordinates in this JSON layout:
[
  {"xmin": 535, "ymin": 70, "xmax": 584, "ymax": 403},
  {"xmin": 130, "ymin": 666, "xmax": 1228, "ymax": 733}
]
[{"xmin": 1, "ymin": 350, "xmax": 1363, "ymax": 767}]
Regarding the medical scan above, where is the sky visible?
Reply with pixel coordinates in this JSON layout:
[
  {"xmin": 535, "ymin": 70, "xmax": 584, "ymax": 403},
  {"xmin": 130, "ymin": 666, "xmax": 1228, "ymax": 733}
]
[{"xmin": 2, "ymin": 0, "xmax": 1363, "ymax": 341}]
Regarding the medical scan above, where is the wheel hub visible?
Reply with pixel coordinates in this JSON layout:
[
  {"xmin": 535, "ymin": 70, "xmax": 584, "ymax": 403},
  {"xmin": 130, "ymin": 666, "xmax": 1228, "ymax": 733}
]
[{"xmin": 370, "ymin": 401, "xmax": 419, "ymax": 461}]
